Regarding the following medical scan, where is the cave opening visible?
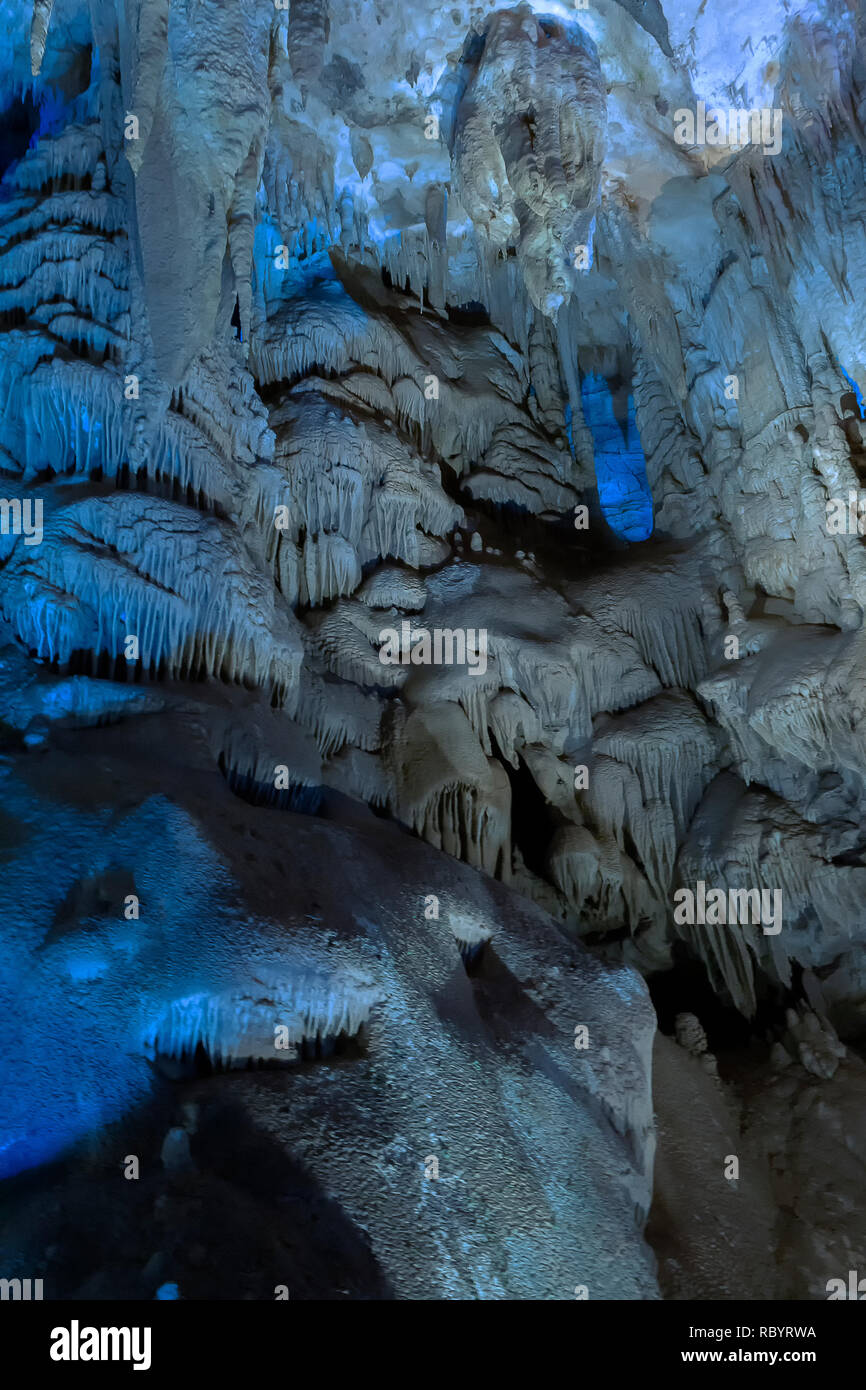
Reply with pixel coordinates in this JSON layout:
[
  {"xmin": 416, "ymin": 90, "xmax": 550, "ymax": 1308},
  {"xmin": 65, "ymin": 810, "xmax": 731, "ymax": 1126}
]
[
  {"xmin": 445, "ymin": 300, "xmax": 491, "ymax": 326},
  {"xmin": 647, "ymin": 942, "xmax": 795, "ymax": 1053},
  {"xmin": 495, "ymin": 743, "xmax": 560, "ymax": 879},
  {"xmin": 0, "ymin": 93, "xmax": 42, "ymax": 182},
  {"xmin": 580, "ymin": 369, "xmax": 654, "ymax": 542}
]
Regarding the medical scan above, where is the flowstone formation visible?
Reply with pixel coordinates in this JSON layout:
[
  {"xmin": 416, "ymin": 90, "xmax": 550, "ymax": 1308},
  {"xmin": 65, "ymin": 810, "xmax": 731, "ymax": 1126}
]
[{"xmin": 0, "ymin": 0, "xmax": 864, "ymax": 1301}]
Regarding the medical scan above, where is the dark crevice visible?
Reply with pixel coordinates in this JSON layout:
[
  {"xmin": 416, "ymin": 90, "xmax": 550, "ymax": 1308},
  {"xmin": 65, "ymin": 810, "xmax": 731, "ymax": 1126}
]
[
  {"xmin": 494, "ymin": 744, "xmax": 559, "ymax": 879},
  {"xmin": 647, "ymin": 941, "xmax": 803, "ymax": 1052},
  {"xmin": 217, "ymin": 753, "xmax": 325, "ymax": 815},
  {"xmin": 0, "ymin": 94, "xmax": 42, "ymax": 183}
]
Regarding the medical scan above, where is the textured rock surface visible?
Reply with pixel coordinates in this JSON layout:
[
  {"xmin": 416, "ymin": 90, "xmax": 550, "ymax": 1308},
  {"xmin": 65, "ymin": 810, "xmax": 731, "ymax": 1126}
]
[
  {"xmin": 0, "ymin": 0, "xmax": 864, "ymax": 1300},
  {"xmin": 0, "ymin": 718, "xmax": 657, "ymax": 1298}
]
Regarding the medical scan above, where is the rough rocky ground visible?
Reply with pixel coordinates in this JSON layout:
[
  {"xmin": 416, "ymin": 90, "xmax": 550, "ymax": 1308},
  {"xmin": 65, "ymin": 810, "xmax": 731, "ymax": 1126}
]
[{"xmin": 0, "ymin": 0, "xmax": 865, "ymax": 1298}]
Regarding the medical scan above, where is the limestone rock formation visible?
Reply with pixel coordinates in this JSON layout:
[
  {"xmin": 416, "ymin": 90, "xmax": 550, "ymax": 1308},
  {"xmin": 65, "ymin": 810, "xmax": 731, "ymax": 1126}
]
[{"xmin": 0, "ymin": 0, "xmax": 864, "ymax": 1303}]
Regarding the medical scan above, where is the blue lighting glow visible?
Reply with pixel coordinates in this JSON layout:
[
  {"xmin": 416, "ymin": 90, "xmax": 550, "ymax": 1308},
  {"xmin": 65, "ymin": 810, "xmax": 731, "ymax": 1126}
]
[
  {"xmin": 580, "ymin": 372, "xmax": 654, "ymax": 542},
  {"xmin": 841, "ymin": 366, "xmax": 866, "ymax": 419}
]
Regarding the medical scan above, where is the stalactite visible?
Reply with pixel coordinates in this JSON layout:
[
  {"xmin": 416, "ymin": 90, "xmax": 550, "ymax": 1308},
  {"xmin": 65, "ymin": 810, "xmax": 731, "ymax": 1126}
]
[{"xmin": 144, "ymin": 976, "xmax": 378, "ymax": 1067}]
